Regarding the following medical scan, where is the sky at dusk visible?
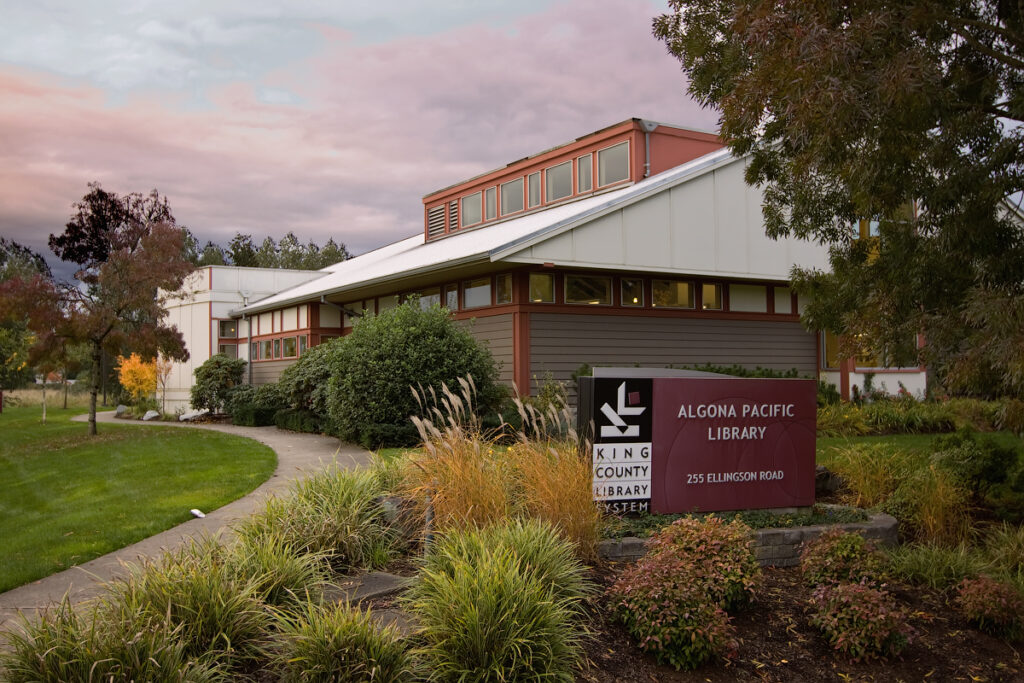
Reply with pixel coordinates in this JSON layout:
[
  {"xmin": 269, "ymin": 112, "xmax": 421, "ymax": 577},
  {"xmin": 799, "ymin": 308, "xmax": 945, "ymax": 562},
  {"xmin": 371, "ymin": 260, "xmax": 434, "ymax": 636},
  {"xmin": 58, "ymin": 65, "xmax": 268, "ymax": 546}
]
[{"xmin": 0, "ymin": 0, "xmax": 719, "ymax": 275}]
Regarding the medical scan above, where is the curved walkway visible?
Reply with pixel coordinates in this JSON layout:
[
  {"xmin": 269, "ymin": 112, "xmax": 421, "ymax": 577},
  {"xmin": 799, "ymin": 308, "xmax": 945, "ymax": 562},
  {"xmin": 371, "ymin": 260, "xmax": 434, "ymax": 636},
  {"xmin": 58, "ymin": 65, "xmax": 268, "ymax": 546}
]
[{"xmin": 0, "ymin": 410, "xmax": 372, "ymax": 631}]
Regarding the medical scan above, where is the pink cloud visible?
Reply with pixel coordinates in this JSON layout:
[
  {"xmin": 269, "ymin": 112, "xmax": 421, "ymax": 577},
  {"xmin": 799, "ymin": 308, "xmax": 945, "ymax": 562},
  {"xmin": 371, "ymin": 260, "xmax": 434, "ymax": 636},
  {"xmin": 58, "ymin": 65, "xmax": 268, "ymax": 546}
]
[{"xmin": 0, "ymin": 0, "xmax": 716, "ymax": 264}]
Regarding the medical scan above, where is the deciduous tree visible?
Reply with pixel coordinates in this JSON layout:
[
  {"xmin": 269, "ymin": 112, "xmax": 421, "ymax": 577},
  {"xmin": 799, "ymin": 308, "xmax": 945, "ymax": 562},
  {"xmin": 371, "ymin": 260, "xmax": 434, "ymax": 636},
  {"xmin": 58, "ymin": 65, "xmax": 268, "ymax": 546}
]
[
  {"xmin": 117, "ymin": 353, "xmax": 157, "ymax": 404},
  {"xmin": 0, "ymin": 185, "xmax": 193, "ymax": 434},
  {"xmin": 655, "ymin": 0, "xmax": 1024, "ymax": 396}
]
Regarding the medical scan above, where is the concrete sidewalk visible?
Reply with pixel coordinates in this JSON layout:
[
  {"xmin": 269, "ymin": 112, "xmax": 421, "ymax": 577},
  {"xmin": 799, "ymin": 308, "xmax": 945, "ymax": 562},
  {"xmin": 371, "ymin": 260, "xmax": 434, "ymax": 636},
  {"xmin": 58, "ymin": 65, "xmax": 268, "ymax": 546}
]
[{"xmin": 0, "ymin": 410, "xmax": 372, "ymax": 631}]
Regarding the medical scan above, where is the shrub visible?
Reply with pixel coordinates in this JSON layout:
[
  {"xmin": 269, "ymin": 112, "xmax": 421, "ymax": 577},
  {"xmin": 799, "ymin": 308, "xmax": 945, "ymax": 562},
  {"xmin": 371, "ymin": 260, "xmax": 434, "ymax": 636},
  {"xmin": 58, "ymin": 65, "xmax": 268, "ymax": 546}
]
[
  {"xmin": 818, "ymin": 379, "xmax": 841, "ymax": 406},
  {"xmin": 808, "ymin": 582, "xmax": 914, "ymax": 661},
  {"xmin": 998, "ymin": 398, "xmax": 1024, "ymax": 436},
  {"xmin": 109, "ymin": 537, "xmax": 270, "ymax": 671},
  {"xmin": 886, "ymin": 542, "xmax": 989, "ymax": 590},
  {"xmin": 645, "ymin": 516, "xmax": 761, "ymax": 611},
  {"xmin": 230, "ymin": 383, "xmax": 287, "ymax": 426},
  {"xmin": 414, "ymin": 520, "xmax": 594, "ymax": 614},
  {"xmin": 117, "ymin": 352, "xmax": 157, "ymax": 404},
  {"xmin": 982, "ymin": 523, "xmax": 1024, "ymax": 577},
  {"xmin": 408, "ymin": 544, "xmax": 585, "ymax": 682},
  {"xmin": 274, "ymin": 406, "xmax": 323, "ymax": 433},
  {"xmin": 326, "ymin": 302, "xmax": 501, "ymax": 446},
  {"xmin": 191, "ymin": 353, "xmax": 246, "ymax": 413},
  {"xmin": 956, "ymin": 576, "xmax": 1024, "ymax": 639},
  {"xmin": 826, "ymin": 444, "xmax": 912, "ymax": 508},
  {"xmin": 817, "ymin": 403, "xmax": 869, "ymax": 437},
  {"xmin": 235, "ymin": 466, "xmax": 398, "ymax": 571},
  {"xmin": 930, "ymin": 427, "xmax": 1015, "ymax": 495},
  {"xmin": 901, "ymin": 465, "xmax": 972, "ymax": 544},
  {"xmin": 608, "ymin": 518, "xmax": 752, "ymax": 670},
  {"xmin": 0, "ymin": 598, "xmax": 221, "ymax": 683},
  {"xmin": 799, "ymin": 529, "xmax": 887, "ymax": 587},
  {"xmin": 861, "ymin": 400, "xmax": 955, "ymax": 434},
  {"xmin": 277, "ymin": 340, "xmax": 338, "ymax": 428},
  {"xmin": 274, "ymin": 601, "xmax": 415, "ymax": 683},
  {"xmin": 227, "ymin": 531, "xmax": 330, "ymax": 607}
]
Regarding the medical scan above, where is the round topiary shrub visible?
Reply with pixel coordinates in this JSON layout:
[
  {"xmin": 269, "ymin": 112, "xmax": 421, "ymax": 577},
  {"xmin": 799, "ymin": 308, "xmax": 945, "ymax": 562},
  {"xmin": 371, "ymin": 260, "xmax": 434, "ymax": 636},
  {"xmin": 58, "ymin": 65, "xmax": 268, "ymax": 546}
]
[
  {"xmin": 799, "ymin": 528, "xmax": 887, "ymax": 587},
  {"xmin": 325, "ymin": 302, "xmax": 502, "ymax": 447},
  {"xmin": 190, "ymin": 353, "xmax": 246, "ymax": 413}
]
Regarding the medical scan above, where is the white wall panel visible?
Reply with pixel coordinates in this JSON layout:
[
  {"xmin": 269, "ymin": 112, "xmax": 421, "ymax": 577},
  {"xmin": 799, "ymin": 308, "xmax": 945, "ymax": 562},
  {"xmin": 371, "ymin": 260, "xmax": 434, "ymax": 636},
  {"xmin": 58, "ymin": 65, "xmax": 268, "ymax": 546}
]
[
  {"xmin": 774, "ymin": 287, "xmax": 793, "ymax": 314},
  {"xmin": 713, "ymin": 161, "xmax": 749, "ymax": 274},
  {"xmin": 528, "ymin": 231, "xmax": 573, "ymax": 261},
  {"xmin": 669, "ymin": 174, "xmax": 716, "ymax": 272},
  {"xmin": 729, "ymin": 284, "xmax": 767, "ymax": 312},
  {"xmin": 298, "ymin": 305, "xmax": 307, "ymax": 328},
  {"xmin": 623, "ymin": 192, "xmax": 671, "ymax": 268},
  {"xmin": 320, "ymin": 304, "xmax": 341, "ymax": 328},
  {"xmin": 258, "ymin": 312, "xmax": 272, "ymax": 334},
  {"xmin": 282, "ymin": 307, "xmax": 297, "ymax": 331},
  {"xmin": 573, "ymin": 211, "xmax": 623, "ymax": 265}
]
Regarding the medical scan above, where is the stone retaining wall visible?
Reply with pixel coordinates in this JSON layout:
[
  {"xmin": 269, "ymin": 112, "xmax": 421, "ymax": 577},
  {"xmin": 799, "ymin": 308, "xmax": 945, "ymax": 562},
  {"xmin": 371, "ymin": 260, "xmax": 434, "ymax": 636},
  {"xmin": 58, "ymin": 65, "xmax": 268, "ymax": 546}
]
[{"xmin": 598, "ymin": 513, "xmax": 899, "ymax": 567}]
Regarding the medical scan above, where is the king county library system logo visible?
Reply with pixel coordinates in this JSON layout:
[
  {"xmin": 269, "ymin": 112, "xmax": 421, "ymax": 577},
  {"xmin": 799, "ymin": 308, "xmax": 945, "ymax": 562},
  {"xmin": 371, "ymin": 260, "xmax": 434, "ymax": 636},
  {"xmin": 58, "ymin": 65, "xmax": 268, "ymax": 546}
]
[{"xmin": 599, "ymin": 382, "xmax": 646, "ymax": 438}]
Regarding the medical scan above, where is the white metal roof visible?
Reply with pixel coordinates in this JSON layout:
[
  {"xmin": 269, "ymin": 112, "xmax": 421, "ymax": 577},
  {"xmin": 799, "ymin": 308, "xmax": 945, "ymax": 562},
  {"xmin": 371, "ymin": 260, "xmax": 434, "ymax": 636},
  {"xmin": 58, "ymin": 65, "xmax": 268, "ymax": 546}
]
[{"xmin": 235, "ymin": 147, "xmax": 736, "ymax": 315}]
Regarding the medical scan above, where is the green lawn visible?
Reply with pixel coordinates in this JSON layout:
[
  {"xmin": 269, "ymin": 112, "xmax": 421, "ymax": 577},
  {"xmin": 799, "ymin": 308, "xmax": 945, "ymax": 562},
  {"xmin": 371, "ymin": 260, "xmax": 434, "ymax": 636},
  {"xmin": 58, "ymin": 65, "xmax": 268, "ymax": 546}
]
[
  {"xmin": 817, "ymin": 431, "xmax": 1024, "ymax": 466},
  {"xmin": 0, "ymin": 405, "xmax": 276, "ymax": 592}
]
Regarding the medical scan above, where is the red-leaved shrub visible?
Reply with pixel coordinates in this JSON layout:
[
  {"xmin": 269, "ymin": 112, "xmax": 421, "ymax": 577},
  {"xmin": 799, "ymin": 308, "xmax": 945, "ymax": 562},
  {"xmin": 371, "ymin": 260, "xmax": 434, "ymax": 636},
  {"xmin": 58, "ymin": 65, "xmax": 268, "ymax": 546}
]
[
  {"xmin": 956, "ymin": 576, "xmax": 1024, "ymax": 639},
  {"xmin": 808, "ymin": 582, "xmax": 915, "ymax": 661},
  {"xmin": 799, "ymin": 528, "xmax": 886, "ymax": 587}
]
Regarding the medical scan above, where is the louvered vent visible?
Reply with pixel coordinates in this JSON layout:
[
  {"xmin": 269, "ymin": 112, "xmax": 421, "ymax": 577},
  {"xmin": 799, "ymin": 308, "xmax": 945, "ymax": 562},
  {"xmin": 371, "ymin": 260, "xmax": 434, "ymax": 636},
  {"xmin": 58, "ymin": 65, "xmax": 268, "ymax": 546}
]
[
  {"xmin": 427, "ymin": 205, "xmax": 446, "ymax": 238},
  {"xmin": 449, "ymin": 201, "xmax": 458, "ymax": 231}
]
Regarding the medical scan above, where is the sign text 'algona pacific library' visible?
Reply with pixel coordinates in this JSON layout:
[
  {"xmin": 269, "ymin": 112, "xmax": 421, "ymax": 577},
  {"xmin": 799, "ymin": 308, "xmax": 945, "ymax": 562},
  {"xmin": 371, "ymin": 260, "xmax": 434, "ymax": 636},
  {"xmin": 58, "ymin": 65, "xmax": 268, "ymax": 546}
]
[{"xmin": 578, "ymin": 369, "xmax": 817, "ymax": 514}]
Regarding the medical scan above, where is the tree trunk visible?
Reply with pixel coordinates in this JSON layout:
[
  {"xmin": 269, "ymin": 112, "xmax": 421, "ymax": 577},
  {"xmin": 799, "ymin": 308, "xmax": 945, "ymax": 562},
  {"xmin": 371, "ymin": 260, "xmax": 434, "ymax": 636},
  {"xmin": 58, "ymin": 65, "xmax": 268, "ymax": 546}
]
[
  {"xmin": 89, "ymin": 343, "xmax": 101, "ymax": 436},
  {"xmin": 63, "ymin": 376, "xmax": 68, "ymax": 410},
  {"xmin": 41, "ymin": 381, "xmax": 46, "ymax": 425}
]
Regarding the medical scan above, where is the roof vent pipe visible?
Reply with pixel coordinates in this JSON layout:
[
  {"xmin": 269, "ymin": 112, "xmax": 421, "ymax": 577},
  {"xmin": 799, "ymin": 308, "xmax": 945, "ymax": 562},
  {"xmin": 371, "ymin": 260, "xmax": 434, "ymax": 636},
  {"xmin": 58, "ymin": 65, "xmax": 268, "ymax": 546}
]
[{"xmin": 640, "ymin": 119, "xmax": 658, "ymax": 178}]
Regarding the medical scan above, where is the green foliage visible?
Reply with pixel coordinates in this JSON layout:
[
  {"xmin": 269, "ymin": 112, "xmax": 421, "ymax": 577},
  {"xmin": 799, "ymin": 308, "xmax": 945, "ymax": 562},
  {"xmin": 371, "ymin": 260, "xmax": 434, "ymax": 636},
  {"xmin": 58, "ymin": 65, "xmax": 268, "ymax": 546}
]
[
  {"xmin": 226, "ymin": 532, "xmax": 330, "ymax": 608},
  {"xmin": 229, "ymin": 383, "xmax": 287, "ymax": 426},
  {"xmin": 808, "ymin": 583, "xmax": 914, "ymax": 661},
  {"xmin": 277, "ymin": 339, "xmax": 337, "ymax": 426},
  {"xmin": 886, "ymin": 542, "xmax": 992, "ymax": 591},
  {"xmin": 799, "ymin": 529, "xmax": 887, "ymax": 588},
  {"xmin": 817, "ymin": 403, "xmax": 870, "ymax": 438},
  {"xmin": 234, "ymin": 466, "xmax": 398, "ymax": 571},
  {"xmin": 110, "ymin": 537, "xmax": 270, "ymax": 671},
  {"xmin": 274, "ymin": 407, "xmax": 323, "ymax": 433},
  {"xmin": 325, "ymin": 302, "xmax": 500, "ymax": 446},
  {"xmin": 0, "ymin": 597, "xmax": 222, "ymax": 683},
  {"xmin": 609, "ymin": 516, "xmax": 756, "ymax": 670},
  {"xmin": 274, "ymin": 602, "xmax": 414, "ymax": 683},
  {"xmin": 601, "ymin": 506, "xmax": 867, "ymax": 539},
  {"xmin": 818, "ymin": 380, "xmax": 841, "ymax": 406},
  {"xmin": 407, "ymin": 534, "xmax": 586, "ymax": 682},
  {"xmin": 930, "ymin": 428, "xmax": 1016, "ymax": 496},
  {"xmin": 999, "ymin": 399, "xmax": 1024, "ymax": 436},
  {"xmin": 190, "ymin": 354, "xmax": 246, "ymax": 413},
  {"xmin": 861, "ymin": 400, "xmax": 955, "ymax": 434},
  {"xmin": 654, "ymin": 0, "xmax": 1024, "ymax": 398},
  {"xmin": 413, "ymin": 520, "xmax": 594, "ymax": 614},
  {"xmin": 956, "ymin": 576, "xmax": 1024, "ymax": 640}
]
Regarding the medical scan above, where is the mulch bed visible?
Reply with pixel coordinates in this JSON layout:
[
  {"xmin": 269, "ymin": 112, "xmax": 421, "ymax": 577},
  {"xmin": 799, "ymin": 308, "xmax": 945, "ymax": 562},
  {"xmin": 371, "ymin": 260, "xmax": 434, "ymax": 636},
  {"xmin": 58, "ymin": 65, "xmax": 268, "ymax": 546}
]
[{"xmin": 578, "ymin": 562, "xmax": 1023, "ymax": 682}]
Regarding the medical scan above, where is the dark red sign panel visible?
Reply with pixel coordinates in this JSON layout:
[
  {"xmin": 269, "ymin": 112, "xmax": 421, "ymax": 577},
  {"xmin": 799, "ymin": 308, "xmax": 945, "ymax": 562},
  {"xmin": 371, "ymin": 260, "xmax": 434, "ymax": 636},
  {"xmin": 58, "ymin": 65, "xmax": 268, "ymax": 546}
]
[{"xmin": 649, "ymin": 378, "xmax": 816, "ymax": 513}]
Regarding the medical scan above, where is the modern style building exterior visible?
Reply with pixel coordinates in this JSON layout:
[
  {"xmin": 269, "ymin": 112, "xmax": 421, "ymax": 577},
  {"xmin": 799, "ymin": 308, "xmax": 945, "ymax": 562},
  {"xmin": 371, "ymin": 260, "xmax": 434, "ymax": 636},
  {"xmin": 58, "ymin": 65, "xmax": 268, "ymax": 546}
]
[{"xmin": 161, "ymin": 119, "xmax": 927, "ymax": 410}]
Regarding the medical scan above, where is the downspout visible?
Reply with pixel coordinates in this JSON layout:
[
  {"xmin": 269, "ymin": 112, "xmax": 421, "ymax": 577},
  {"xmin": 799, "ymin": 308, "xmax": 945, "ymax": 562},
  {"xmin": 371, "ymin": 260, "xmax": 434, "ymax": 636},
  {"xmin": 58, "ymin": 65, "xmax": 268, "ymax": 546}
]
[
  {"xmin": 242, "ymin": 314, "xmax": 252, "ymax": 385},
  {"xmin": 640, "ymin": 119, "xmax": 658, "ymax": 178}
]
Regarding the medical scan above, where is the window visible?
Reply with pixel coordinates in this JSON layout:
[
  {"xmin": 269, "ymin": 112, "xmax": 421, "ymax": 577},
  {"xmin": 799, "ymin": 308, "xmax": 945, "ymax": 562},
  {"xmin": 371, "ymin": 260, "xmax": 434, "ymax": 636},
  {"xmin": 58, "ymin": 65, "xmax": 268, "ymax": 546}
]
[
  {"xmin": 545, "ymin": 161, "xmax": 572, "ymax": 202},
  {"xmin": 298, "ymin": 335, "xmax": 307, "ymax": 355},
  {"xmin": 415, "ymin": 288, "xmax": 441, "ymax": 309},
  {"xmin": 261, "ymin": 340, "xmax": 273, "ymax": 359},
  {"xmin": 598, "ymin": 141, "xmax": 629, "ymax": 186},
  {"xmin": 703, "ymin": 283, "xmax": 724, "ymax": 310},
  {"xmin": 378, "ymin": 295, "xmax": 399, "ymax": 312},
  {"xmin": 463, "ymin": 277, "xmax": 491, "ymax": 308},
  {"xmin": 274, "ymin": 338, "xmax": 281, "ymax": 358},
  {"xmin": 501, "ymin": 178, "xmax": 524, "ymax": 215},
  {"xmin": 565, "ymin": 274, "xmax": 612, "ymax": 305},
  {"xmin": 218, "ymin": 344, "xmax": 237, "ymax": 359},
  {"xmin": 283, "ymin": 337, "xmax": 297, "ymax": 357},
  {"xmin": 652, "ymin": 279, "xmax": 694, "ymax": 308},
  {"xmin": 485, "ymin": 187, "xmax": 496, "ymax": 221},
  {"xmin": 528, "ymin": 172, "xmax": 541, "ymax": 208},
  {"xmin": 621, "ymin": 278, "xmax": 643, "ymax": 307},
  {"xmin": 774, "ymin": 287, "xmax": 793, "ymax": 314},
  {"xmin": 496, "ymin": 274, "xmax": 512, "ymax": 304},
  {"xmin": 219, "ymin": 320, "xmax": 237, "ymax": 338},
  {"xmin": 822, "ymin": 331, "xmax": 841, "ymax": 370},
  {"xmin": 250, "ymin": 342, "xmax": 258, "ymax": 361},
  {"xmin": 577, "ymin": 154, "xmax": 593, "ymax": 193},
  {"xmin": 461, "ymin": 192, "xmax": 482, "ymax": 227},
  {"xmin": 529, "ymin": 273, "xmax": 555, "ymax": 303},
  {"xmin": 445, "ymin": 284, "xmax": 459, "ymax": 310}
]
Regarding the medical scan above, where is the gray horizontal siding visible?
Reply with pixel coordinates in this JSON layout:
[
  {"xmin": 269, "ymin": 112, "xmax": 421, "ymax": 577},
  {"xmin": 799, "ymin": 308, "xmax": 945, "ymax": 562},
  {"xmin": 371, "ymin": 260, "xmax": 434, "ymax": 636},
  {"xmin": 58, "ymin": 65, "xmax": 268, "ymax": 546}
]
[
  {"xmin": 250, "ymin": 359, "xmax": 295, "ymax": 386},
  {"xmin": 530, "ymin": 313, "xmax": 816, "ymax": 390},
  {"xmin": 458, "ymin": 314, "xmax": 514, "ymax": 385}
]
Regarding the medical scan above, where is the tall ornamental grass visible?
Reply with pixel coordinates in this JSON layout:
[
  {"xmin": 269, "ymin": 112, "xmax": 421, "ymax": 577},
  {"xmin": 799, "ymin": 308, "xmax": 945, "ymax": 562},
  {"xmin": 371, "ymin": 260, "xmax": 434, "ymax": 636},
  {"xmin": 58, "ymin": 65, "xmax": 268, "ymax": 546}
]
[{"xmin": 235, "ymin": 465, "xmax": 399, "ymax": 570}]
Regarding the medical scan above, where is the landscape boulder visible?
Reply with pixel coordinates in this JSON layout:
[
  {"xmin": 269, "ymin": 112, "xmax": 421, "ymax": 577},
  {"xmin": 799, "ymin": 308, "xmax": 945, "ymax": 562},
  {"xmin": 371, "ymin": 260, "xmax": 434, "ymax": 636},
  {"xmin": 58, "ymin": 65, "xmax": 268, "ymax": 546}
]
[
  {"xmin": 142, "ymin": 410, "xmax": 161, "ymax": 421},
  {"xmin": 179, "ymin": 408, "xmax": 210, "ymax": 422}
]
